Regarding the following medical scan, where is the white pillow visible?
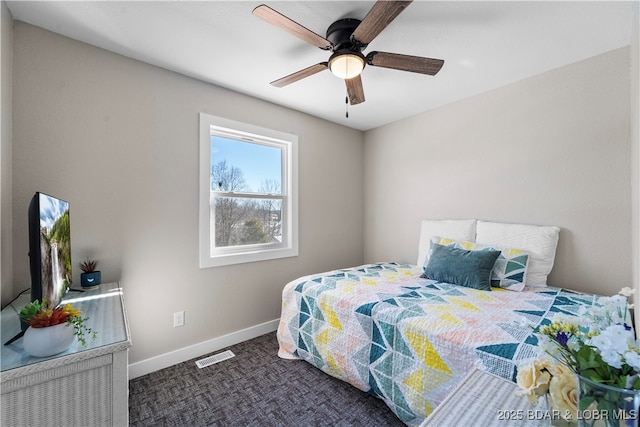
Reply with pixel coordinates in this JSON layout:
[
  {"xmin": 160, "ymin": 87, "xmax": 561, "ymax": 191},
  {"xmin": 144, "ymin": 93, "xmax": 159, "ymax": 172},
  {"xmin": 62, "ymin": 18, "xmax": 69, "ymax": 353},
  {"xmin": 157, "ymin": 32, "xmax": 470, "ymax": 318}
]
[
  {"xmin": 416, "ymin": 219, "xmax": 477, "ymax": 268},
  {"xmin": 475, "ymin": 221, "xmax": 560, "ymax": 287}
]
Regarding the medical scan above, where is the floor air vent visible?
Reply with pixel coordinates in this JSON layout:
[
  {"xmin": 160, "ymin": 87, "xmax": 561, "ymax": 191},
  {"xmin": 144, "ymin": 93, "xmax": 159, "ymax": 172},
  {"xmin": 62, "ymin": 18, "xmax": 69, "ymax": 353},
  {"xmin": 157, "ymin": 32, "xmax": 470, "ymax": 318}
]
[{"xmin": 196, "ymin": 350, "xmax": 235, "ymax": 369}]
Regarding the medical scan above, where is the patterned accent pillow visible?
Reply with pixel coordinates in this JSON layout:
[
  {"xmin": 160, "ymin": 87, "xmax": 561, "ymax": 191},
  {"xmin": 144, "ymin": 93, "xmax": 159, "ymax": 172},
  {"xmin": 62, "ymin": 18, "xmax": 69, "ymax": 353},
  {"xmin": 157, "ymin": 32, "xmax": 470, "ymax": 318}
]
[{"xmin": 430, "ymin": 237, "xmax": 529, "ymax": 292}]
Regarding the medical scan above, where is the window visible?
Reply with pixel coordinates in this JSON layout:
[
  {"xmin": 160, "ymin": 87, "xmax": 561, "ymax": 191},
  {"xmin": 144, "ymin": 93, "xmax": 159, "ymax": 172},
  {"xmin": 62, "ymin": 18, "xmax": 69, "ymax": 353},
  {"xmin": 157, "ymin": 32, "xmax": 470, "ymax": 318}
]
[{"xmin": 199, "ymin": 113, "xmax": 298, "ymax": 267}]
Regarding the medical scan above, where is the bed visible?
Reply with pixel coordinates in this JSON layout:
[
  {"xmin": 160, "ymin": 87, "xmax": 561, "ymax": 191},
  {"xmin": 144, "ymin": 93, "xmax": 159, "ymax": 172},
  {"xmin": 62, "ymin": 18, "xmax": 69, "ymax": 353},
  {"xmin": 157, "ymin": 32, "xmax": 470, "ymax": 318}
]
[{"xmin": 276, "ymin": 219, "xmax": 609, "ymax": 426}]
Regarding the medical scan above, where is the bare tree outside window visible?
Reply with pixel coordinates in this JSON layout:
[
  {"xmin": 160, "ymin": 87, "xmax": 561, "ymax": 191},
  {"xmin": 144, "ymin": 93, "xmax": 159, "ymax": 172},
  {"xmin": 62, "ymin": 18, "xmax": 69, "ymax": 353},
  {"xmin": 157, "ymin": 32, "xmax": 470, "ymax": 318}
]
[
  {"xmin": 258, "ymin": 179, "xmax": 282, "ymax": 243},
  {"xmin": 211, "ymin": 160, "xmax": 245, "ymax": 246},
  {"xmin": 211, "ymin": 161, "xmax": 283, "ymax": 247}
]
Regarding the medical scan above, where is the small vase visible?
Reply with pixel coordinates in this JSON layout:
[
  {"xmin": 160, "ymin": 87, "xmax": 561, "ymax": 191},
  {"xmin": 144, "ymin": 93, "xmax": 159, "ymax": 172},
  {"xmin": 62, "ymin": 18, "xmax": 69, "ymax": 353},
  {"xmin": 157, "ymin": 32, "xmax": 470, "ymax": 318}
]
[
  {"xmin": 23, "ymin": 323, "xmax": 75, "ymax": 357},
  {"xmin": 81, "ymin": 271, "xmax": 101, "ymax": 288},
  {"xmin": 576, "ymin": 374, "xmax": 640, "ymax": 427}
]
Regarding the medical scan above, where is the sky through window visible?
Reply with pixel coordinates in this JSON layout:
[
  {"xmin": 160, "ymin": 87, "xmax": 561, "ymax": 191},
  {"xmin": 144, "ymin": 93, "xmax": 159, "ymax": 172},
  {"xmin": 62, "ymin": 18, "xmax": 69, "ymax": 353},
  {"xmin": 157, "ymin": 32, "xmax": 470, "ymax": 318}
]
[{"xmin": 211, "ymin": 136, "xmax": 282, "ymax": 192}]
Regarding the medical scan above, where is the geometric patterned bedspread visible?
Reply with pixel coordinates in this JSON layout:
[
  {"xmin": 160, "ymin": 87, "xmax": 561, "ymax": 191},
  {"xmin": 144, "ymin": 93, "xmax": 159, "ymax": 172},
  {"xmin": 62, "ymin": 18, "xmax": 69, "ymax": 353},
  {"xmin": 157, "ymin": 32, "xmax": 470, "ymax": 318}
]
[{"xmin": 277, "ymin": 262, "xmax": 598, "ymax": 426}]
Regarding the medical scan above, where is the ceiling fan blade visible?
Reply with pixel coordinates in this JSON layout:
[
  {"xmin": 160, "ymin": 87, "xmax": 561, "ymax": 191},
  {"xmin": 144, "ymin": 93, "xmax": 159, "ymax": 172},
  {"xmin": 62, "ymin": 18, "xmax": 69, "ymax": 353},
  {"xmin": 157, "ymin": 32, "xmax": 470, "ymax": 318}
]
[
  {"xmin": 253, "ymin": 5, "xmax": 332, "ymax": 50},
  {"xmin": 366, "ymin": 51, "xmax": 444, "ymax": 75},
  {"xmin": 345, "ymin": 75, "xmax": 365, "ymax": 105},
  {"xmin": 351, "ymin": 1, "xmax": 413, "ymax": 46},
  {"xmin": 270, "ymin": 62, "xmax": 328, "ymax": 88}
]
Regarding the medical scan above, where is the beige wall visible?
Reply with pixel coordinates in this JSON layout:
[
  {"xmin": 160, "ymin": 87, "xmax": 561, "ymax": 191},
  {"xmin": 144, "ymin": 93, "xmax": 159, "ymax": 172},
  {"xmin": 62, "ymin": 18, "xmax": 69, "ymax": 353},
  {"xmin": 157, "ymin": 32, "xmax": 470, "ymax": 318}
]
[
  {"xmin": 364, "ymin": 47, "xmax": 631, "ymax": 297},
  {"xmin": 1, "ymin": 1, "xmax": 13, "ymax": 306},
  {"xmin": 10, "ymin": 23, "xmax": 364, "ymax": 363}
]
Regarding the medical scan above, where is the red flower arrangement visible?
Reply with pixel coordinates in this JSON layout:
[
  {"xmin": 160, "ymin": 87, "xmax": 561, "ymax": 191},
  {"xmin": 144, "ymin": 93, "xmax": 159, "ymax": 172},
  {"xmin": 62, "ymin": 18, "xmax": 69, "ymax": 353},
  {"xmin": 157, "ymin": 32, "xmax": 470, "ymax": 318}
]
[{"xmin": 20, "ymin": 300, "xmax": 96, "ymax": 346}]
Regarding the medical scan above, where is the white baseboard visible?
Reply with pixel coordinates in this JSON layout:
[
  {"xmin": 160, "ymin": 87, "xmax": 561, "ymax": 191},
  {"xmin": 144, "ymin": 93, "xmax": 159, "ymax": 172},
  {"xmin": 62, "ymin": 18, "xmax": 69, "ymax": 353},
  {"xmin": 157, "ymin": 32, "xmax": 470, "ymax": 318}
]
[{"xmin": 128, "ymin": 318, "xmax": 279, "ymax": 379}]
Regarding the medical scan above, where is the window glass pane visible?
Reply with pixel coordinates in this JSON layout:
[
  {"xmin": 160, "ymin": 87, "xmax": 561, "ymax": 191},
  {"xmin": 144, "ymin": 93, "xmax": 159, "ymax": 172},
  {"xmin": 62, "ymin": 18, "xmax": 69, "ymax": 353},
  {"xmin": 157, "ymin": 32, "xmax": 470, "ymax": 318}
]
[
  {"xmin": 211, "ymin": 136, "xmax": 282, "ymax": 194},
  {"xmin": 213, "ymin": 197, "xmax": 283, "ymax": 249}
]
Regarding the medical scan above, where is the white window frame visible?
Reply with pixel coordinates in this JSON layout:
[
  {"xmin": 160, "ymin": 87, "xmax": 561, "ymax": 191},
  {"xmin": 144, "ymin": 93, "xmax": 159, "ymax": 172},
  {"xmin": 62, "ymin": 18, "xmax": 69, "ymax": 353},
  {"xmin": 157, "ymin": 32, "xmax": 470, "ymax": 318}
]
[{"xmin": 199, "ymin": 113, "xmax": 298, "ymax": 268}]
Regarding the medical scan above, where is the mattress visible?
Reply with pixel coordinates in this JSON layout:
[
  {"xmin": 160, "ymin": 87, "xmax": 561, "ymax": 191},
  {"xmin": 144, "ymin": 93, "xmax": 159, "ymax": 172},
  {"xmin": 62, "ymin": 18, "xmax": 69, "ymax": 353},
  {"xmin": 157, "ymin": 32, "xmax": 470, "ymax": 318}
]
[{"xmin": 277, "ymin": 262, "xmax": 599, "ymax": 426}]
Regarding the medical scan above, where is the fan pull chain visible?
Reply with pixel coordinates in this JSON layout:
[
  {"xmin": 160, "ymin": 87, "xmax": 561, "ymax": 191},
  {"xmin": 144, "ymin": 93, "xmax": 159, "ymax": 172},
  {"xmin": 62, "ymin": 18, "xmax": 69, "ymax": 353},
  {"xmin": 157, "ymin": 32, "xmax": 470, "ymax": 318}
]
[{"xmin": 345, "ymin": 95, "xmax": 349, "ymax": 118}]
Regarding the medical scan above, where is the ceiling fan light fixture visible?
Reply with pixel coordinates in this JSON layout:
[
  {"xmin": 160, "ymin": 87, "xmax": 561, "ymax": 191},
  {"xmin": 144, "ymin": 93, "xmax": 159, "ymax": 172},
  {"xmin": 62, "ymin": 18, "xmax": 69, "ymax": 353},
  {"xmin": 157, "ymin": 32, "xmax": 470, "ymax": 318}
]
[{"xmin": 329, "ymin": 51, "xmax": 365, "ymax": 79}]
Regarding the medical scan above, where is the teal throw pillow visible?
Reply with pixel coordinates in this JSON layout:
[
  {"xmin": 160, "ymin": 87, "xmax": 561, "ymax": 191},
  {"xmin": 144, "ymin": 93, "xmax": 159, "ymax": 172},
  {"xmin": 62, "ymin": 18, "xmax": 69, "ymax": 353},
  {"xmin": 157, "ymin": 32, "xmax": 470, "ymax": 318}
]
[
  {"xmin": 429, "ymin": 237, "xmax": 530, "ymax": 291},
  {"xmin": 421, "ymin": 243, "xmax": 501, "ymax": 291}
]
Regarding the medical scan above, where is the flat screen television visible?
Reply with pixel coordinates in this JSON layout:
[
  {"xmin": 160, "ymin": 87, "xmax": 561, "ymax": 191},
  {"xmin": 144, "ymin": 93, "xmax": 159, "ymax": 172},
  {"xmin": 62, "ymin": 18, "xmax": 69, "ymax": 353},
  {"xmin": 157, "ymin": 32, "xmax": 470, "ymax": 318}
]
[{"xmin": 28, "ymin": 192, "xmax": 72, "ymax": 309}]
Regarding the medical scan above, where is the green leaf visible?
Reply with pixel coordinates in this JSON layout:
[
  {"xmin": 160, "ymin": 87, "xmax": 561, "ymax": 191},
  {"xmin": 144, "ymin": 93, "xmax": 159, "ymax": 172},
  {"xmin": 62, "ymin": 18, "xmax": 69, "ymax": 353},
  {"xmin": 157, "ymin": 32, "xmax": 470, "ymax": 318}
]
[
  {"xmin": 19, "ymin": 300, "xmax": 43, "ymax": 322},
  {"xmin": 579, "ymin": 396, "xmax": 596, "ymax": 411}
]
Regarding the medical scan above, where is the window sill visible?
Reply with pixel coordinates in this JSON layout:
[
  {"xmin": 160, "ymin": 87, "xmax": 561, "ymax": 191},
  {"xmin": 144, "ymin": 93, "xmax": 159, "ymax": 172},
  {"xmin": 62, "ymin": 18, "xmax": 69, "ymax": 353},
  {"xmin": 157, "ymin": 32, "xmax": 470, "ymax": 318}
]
[{"xmin": 199, "ymin": 246, "xmax": 298, "ymax": 268}]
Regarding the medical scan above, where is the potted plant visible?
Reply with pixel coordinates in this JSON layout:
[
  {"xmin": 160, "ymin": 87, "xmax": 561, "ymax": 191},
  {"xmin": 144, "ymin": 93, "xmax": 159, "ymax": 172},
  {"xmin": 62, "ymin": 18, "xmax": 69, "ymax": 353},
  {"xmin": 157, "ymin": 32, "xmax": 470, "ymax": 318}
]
[
  {"xmin": 19, "ymin": 300, "xmax": 97, "ymax": 357},
  {"xmin": 80, "ymin": 258, "xmax": 101, "ymax": 288}
]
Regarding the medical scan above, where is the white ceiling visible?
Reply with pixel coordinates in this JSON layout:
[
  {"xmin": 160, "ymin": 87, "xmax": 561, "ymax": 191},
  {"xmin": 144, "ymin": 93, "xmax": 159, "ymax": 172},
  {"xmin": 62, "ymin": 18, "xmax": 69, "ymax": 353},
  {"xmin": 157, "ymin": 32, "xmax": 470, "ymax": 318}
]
[{"xmin": 6, "ymin": 1, "xmax": 634, "ymax": 131}]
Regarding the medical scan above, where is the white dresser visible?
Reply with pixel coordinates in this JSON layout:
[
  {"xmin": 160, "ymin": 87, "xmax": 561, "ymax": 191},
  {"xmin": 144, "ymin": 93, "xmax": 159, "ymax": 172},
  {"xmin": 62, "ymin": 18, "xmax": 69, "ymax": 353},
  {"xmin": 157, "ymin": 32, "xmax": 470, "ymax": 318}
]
[{"xmin": 1, "ymin": 283, "xmax": 131, "ymax": 427}]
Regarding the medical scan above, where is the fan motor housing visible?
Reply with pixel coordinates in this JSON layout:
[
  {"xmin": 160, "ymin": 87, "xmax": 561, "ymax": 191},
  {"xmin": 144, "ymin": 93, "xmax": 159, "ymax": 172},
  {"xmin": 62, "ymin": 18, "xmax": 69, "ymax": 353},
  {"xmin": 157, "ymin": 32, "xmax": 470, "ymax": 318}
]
[{"xmin": 326, "ymin": 18, "xmax": 361, "ymax": 51}]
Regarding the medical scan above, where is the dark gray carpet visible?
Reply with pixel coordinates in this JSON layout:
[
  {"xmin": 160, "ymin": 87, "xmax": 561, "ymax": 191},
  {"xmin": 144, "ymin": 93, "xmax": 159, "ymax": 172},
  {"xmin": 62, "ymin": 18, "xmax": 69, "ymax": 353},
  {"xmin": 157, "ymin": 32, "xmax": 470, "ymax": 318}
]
[{"xmin": 129, "ymin": 331, "xmax": 405, "ymax": 426}]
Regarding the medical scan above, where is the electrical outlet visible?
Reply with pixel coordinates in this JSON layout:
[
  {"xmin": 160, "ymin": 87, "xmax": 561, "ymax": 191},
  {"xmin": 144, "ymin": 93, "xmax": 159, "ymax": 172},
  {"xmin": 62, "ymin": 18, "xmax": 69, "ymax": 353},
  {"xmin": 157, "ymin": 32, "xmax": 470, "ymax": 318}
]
[{"xmin": 173, "ymin": 311, "xmax": 185, "ymax": 328}]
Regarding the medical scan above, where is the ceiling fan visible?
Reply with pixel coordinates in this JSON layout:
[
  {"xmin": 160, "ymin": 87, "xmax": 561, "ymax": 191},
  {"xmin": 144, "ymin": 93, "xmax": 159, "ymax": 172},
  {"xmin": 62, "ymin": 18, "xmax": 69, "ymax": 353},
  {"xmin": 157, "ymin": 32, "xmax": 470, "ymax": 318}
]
[{"xmin": 252, "ymin": 1, "xmax": 444, "ymax": 106}]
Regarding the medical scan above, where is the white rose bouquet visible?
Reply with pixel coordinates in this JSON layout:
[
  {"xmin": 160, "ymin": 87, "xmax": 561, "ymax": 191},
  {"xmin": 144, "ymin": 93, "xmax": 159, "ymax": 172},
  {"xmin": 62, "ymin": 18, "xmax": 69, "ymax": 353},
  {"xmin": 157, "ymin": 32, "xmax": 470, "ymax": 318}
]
[{"xmin": 516, "ymin": 287, "xmax": 639, "ymax": 424}]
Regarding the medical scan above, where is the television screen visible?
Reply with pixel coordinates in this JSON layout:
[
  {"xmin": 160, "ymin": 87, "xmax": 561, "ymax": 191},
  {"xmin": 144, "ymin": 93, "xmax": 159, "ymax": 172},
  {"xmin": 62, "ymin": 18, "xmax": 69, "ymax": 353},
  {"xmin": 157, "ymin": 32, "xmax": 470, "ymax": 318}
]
[{"xmin": 29, "ymin": 192, "xmax": 72, "ymax": 308}]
